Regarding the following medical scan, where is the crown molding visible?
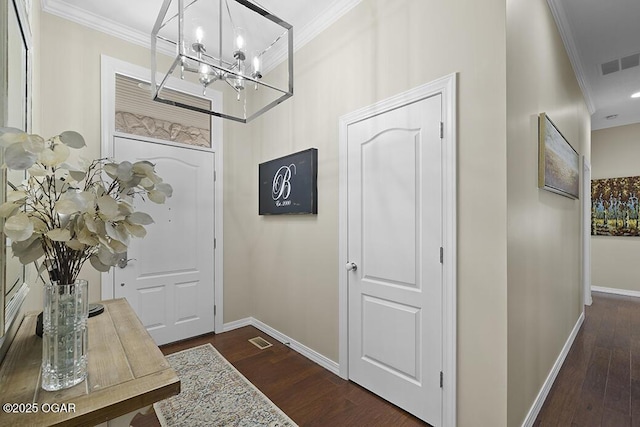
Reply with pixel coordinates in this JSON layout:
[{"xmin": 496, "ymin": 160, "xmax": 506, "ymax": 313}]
[
  {"xmin": 41, "ymin": 0, "xmax": 362, "ymax": 74},
  {"xmin": 41, "ymin": 0, "xmax": 149, "ymax": 48},
  {"xmin": 546, "ymin": 0, "xmax": 596, "ymax": 114},
  {"xmin": 296, "ymin": 0, "xmax": 362, "ymax": 51},
  {"xmin": 262, "ymin": 0, "xmax": 362, "ymax": 73}
]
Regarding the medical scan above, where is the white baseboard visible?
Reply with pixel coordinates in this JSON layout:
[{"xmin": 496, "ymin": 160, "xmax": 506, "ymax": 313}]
[
  {"xmin": 222, "ymin": 317, "xmax": 340, "ymax": 376},
  {"xmin": 592, "ymin": 286, "xmax": 640, "ymax": 299},
  {"xmin": 222, "ymin": 317, "xmax": 253, "ymax": 332},
  {"xmin": 522, "ymin": 311, "xmax": 585, "ymax": 427}
]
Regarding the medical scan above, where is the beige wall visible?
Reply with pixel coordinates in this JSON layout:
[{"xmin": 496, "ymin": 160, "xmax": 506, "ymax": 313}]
[
  {"xmin": 506, "ymin": 0, "xmax": 590, "ymax": 425},
  {"xmin": 591, "ymin": 123, "xmax": 640, "ymax": 292},
  {"xmin": 223, "ymin": 0, "xmax": 509, "ymax": 425},
  {"xmin": 35, "ymin": 14, "xmax": 178, "ymax": 304}
]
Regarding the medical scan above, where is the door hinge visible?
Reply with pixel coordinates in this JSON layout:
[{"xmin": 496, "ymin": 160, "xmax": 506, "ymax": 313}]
[
  {"xmin": 440, "ymin": 371, "xmax": 443, "ymax": 388},
  {"xmin": 439, "ymin": 122, "xmax": 444, "ymax": 139},
  {"xmin": 440, "ymin": 247, "xmax": 444, "ymax": 264},
  {"xmin": 214, "ymin": 238, "xmax": 217, "ymax": 249},
  {"xmin": 214, "ymin": 171, "xmax": 217, "ymax": 182},
  {"xmin": 214, "ymin": 305, "xmax": 217, "ymax": 316}
]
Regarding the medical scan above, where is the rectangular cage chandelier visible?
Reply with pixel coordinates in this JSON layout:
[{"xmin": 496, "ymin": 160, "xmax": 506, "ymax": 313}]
[{"xmin": 151, "ymin": 0, "xmax": 293, "ymax": 123}]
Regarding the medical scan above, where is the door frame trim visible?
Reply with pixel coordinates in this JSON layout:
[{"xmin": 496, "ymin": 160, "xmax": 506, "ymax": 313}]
[
  {"xmin": 99, "ymin": 55, "xmax": 225, "ymax": 334},
  {"xmin": 338, "ymin": 73, "xmax": 457, "ymax": 427},
  {"xmin": 582, "ymin": 156, "xmax": 591, "ymax": 306}
]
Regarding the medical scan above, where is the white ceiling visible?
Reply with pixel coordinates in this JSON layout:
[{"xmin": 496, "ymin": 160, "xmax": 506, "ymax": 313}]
[
  {"xmin": 42, "ymin": 0, "xmax": 639, "ymax": 131},
  {"xmin": 549, "ymin": 0, "xmax": 640, "ymax": 130}
]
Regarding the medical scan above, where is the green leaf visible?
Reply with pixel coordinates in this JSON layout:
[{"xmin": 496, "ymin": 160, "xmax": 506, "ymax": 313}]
[
  {"xmin": 4, "ymin": 213, "xmax": 34, "ymax": 241},
  {"xmin": 59, "ymin": 131, "xmax": 86, "ymax": 148},
  {"xmin": 5, "ymin": 142, "xmax": 37, "ymax": 170},
  {"xmin": 127, "ymin": 211, "xmax": 154, "ymax": 225}
]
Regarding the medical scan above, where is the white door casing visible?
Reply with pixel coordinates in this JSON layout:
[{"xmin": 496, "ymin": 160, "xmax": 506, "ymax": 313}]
[
  {"xmin": 112, "ymin": 137, "xmax": 215, "ymax": 345},
  {"xmin": 339, "ymin": 74, "xmax": 457, "ymax": 427},
  {"xmin": 582, "ymin": 157, "xmax": 592, "ymax": 306}
]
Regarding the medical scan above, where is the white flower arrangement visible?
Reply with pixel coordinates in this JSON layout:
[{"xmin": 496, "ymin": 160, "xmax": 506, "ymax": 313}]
[{"xmin": 0, "ymin": 128, "xmax": 172, "ymax": 285}]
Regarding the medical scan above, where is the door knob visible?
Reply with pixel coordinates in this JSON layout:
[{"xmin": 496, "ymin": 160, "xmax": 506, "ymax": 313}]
[
  {"xmin": 345, "ymin": 262, "xmax": 357, "ymax": 272},
  {"xmin": 117, "ymin": 252, "xmax": 128, "ymax": 269}
]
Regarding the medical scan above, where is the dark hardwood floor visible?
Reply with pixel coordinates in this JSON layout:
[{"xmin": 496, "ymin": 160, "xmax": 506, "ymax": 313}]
[
  {"xmin": 535, "ymin": 291, "xmax": 640, "ymax": 426},
  {"xmin": 132, "ymin": 325, "xmax": 427, "ymax": 427}
]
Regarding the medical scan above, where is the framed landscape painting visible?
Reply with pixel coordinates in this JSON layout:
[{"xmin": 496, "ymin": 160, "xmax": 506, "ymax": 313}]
[{"xmin": 538, "ymin": 113, "xmax": 580, "ymax": 199}]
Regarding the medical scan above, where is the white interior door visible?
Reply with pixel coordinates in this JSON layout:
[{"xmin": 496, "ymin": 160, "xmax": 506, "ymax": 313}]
[
  {"xmin": 113, "ymin": 136, "xmax": 215, "ymax": 345},
  {"xmin": 347, "ymin": 95, "xmax": 443, "ymax": 425}
]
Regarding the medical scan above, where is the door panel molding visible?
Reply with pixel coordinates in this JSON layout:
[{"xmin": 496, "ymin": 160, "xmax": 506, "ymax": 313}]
[{"xmin": 338, "ymin": 73, "xmax": 457, "ymax": 427}]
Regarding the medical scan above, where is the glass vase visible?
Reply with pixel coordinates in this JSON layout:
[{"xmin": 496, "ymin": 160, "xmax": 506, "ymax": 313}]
[{"xmin": 41, "ymin": 280, "xmax": 89, "ymax": 391}]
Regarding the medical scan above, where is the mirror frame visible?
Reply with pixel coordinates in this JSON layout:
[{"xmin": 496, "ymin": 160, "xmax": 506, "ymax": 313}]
[{"xmin": 0, "ymin": 0, "xmax": 32, "ymax": 339}]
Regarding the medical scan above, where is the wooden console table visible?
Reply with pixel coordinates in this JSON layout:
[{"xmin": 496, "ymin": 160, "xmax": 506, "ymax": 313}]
[{"xmin": 0, "ymin": 298, "xmax": 180, "ymax": 426}]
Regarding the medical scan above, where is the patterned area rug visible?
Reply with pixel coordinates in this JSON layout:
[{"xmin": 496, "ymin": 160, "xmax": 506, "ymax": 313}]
[{"xmin": 154, "ymin": 344, "xmax": 297, "ymax": 427}]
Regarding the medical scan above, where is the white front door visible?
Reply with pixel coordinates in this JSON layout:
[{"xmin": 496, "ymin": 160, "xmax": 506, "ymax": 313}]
[
  {"xmin": 347, "ymin": 94, "xmax": 443, "ymax": 425},
  {"xmin": 113, "ymin": 136, "xmax": 215, "ymax": 345}
]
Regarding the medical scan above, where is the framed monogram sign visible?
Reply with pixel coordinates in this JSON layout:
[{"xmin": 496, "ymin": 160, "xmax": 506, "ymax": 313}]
[{"xmin": 259, "ymin": 148, "xmax": 318, "ymax": 215}]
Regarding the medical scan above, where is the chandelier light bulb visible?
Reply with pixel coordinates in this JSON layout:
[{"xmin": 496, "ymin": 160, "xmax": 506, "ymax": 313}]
[
  {"xmin": 252, "ymin": 53, "xmax": 262, "ymax": 90},
  {"xmin": 234, "ymin": 27, "xmax": 246, "ymax": 55},
  {"xmin": 195, "ymin": 26, "xmax": 204, "ymax": 43}
]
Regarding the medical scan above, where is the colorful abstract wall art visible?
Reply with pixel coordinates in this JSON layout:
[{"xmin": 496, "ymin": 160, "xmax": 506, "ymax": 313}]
[{"xmin": 592, "ymin": 176, "xmax": 640, "ymax": 236}]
